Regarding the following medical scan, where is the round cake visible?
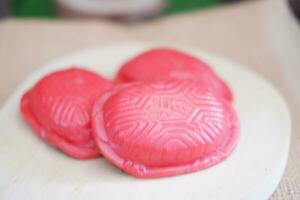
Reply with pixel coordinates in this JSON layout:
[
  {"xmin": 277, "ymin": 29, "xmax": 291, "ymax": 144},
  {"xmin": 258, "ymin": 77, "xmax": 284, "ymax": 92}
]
[
  {"xmin": 20, "ymin": 68, "xmax": 112, "ymax": 159},
  {"xmin": 93, "ymin": 81, "xmax": 239, "ymax": 178},
  {"xmin": 117, "ymin": 48, "xmax": 233, "ymax": 102}
]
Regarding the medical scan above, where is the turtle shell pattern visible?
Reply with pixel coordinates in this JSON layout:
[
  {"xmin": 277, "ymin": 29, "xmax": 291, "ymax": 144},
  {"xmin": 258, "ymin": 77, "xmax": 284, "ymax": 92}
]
[
  {"xmin": 93, "ymin": 81, "xmax": 239, "ymax": 178},
  {"xmin": 20, "ymin": 68, "xmax": 112, "ymax": 159}
]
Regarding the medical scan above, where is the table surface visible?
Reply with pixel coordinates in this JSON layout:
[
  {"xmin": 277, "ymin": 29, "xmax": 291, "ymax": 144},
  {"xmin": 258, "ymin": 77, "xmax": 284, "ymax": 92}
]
[{"xmin": 0, "ymin": 0, "xmax": 299, "ymax": 199}]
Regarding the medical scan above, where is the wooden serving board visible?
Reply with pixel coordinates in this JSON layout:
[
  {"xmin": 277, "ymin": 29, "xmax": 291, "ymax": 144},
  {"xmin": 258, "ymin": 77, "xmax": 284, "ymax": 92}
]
[{"xmin": 0, "ymin": 43, "xmax": 291, "ymax": 200}]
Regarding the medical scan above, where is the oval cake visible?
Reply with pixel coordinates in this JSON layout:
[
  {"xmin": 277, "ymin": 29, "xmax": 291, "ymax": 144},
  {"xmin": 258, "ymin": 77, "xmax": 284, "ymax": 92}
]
[
  {"xmin": 92, "ymin": 81, "xmax": 239, "ymax": 178},
  {"xmin": 116, "ymin": 48, "xmax": 233, "ymax": 102},
  {"xmin": 20, "ymin": 68, "xmax": 112, "ymax": 159}
]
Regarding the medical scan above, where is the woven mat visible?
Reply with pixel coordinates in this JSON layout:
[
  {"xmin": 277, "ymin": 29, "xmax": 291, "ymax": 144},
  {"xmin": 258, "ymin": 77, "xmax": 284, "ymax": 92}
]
[{"xmin": 0, "ymin": 0, "xmax": 299, "ymax": 199}]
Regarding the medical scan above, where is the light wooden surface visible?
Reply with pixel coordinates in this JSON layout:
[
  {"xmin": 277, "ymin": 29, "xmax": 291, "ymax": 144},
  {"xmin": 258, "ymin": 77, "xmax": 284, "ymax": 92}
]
[
  {"xmin": 0, "ymin": 43, "xmax": 291, "ymax": 200},
  {"xmin": 0, "ymin": 0, "xmax": 299, "ymax": 199}
]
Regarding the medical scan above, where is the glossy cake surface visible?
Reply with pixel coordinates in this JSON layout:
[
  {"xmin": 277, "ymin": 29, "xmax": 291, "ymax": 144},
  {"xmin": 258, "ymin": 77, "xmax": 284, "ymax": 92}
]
[
  {"xmin": 93, "ymin": 81, "xmax": 239, "ymax": 178},
  {"xmin": 117, "ymin": 48, "xmax": 233, "ymax": 102},
  {"xmin": 20, "ymin": 68, "xmax": 112, "ymax": 159}
]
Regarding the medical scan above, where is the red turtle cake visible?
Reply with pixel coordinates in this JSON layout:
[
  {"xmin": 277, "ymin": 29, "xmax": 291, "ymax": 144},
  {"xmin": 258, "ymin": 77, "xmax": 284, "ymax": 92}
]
[
  {"xmin": 117, "ymin": 48, "xmax": 233, "ymax": 102},
  {"xmin": 20, "ymin": 68, "xmax": 112, "ymax": 159},
  {"xmin": 92, "ymin": 81, "xmax": 239, "ymax": 178}
]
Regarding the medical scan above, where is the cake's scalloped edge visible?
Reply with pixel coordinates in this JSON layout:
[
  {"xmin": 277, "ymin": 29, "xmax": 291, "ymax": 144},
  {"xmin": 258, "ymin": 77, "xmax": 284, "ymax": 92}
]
[{"xmin": 20, "ymin": 91, "xmax": 101, "ymax": 159}]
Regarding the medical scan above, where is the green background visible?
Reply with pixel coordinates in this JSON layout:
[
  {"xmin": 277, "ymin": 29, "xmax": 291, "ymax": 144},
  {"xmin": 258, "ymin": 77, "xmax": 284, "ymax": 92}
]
[{"xmin": 10, "ymin": 0, "xmax": 224, "ymax": 17}]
